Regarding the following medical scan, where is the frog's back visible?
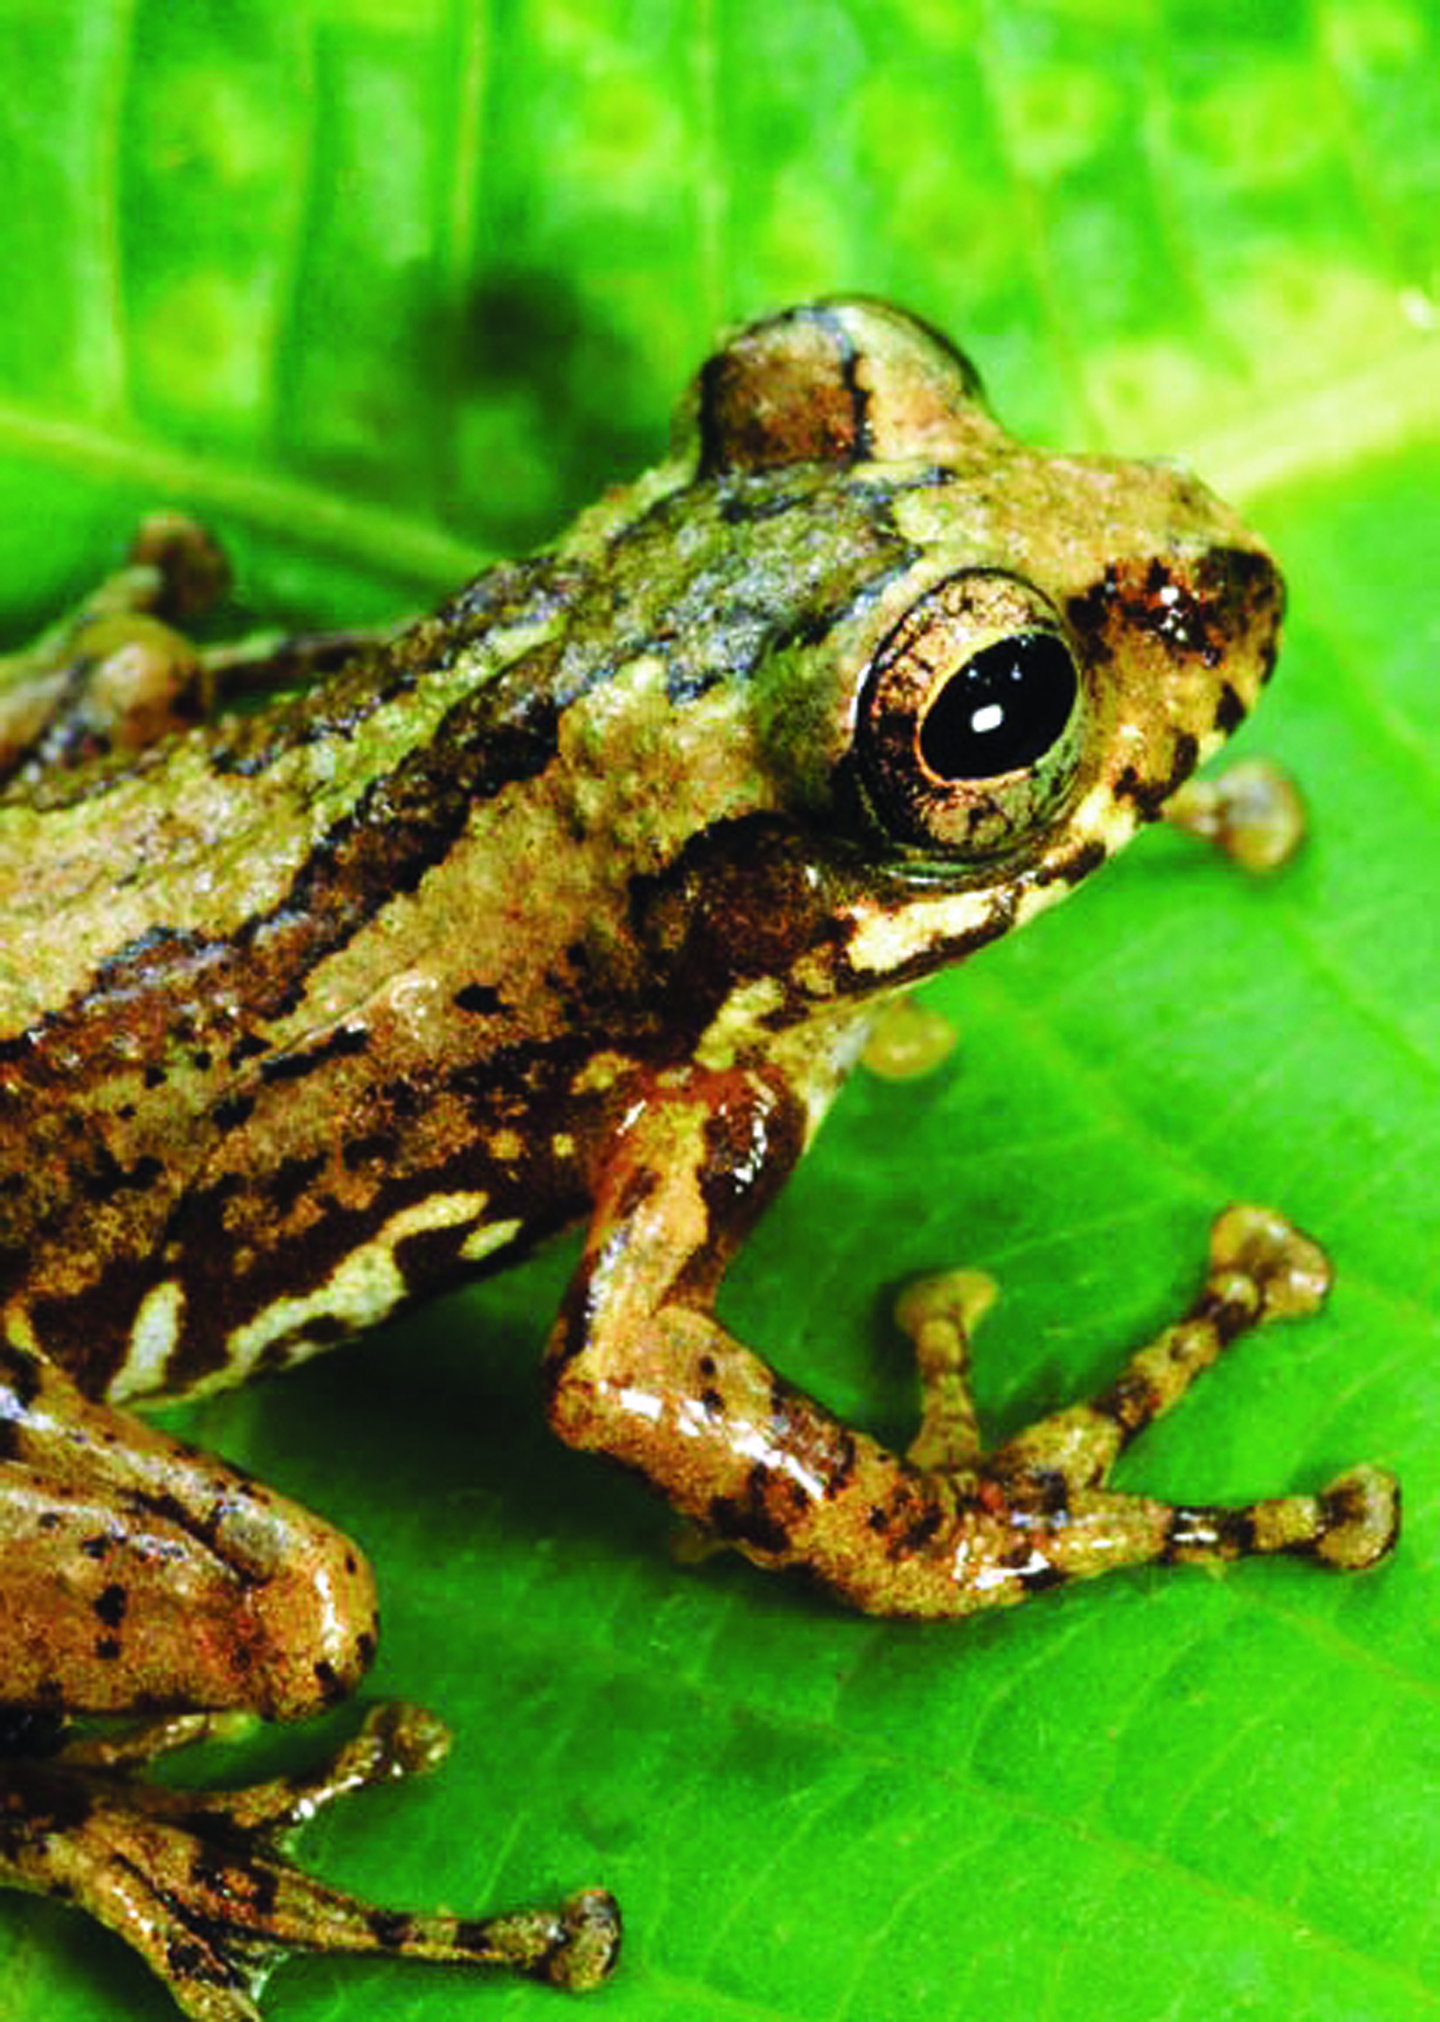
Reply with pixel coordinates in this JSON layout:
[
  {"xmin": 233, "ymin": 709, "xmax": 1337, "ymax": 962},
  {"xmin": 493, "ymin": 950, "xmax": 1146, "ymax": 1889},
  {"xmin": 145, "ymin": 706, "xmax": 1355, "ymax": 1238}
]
[{"xmin": 0, "ymin": 555, "xmax": 617, "ymax": 1400}]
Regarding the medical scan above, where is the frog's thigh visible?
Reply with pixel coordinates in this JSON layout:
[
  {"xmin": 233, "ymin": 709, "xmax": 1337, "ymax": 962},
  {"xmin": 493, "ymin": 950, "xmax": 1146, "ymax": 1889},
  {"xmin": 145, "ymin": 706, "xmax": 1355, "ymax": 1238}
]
[
  {"xmin": 545, "ymin": 1076, "xmax": 1397, "ymax": 1621},
  {"xmin": 0, "ymin": 1337, "xmax": 377, "ymax": 1719}
]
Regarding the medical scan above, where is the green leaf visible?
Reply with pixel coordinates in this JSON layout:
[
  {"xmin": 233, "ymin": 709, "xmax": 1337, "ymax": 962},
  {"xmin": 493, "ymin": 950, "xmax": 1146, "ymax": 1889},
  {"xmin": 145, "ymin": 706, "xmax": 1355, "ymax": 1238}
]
[{"xmin": 1, "ymin": 3, "xmax": 1437, "ymax": 2020}]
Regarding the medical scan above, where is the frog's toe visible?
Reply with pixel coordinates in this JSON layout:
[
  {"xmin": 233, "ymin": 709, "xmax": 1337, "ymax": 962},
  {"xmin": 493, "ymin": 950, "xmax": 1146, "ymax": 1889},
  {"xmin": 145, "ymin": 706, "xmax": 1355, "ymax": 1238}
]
[
  {"xmin": 522, "ymin": 1888, "xmax": 623, "ymax": 1990},
  {"xmin": 1204, "ymin": 1203, "xmax": 1332, "ymax": 1323},
  {"xmin": 128, "ymin": 509, "xmax": 233, "ymax": 621},
  {"xmin": 1308, "ymin": 1464, "xmax": 1402, "ymax": 1572},
  {"xmin": 893, "ymin": 1265, "xmax": 995, "ymax": 1472}
]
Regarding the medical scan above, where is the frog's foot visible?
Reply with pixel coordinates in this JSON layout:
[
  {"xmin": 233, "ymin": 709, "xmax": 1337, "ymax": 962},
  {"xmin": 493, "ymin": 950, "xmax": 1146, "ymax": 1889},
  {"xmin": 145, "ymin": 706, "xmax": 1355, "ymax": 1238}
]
[
  {"xmin": 1164, "ymin": 757, "xmax": 1306, "ymax": 872},
  {"xmin": 0, "ymin": 512, "xmax": 407, "ymax": 780},
  {"xmin": 107, "ymin": 515, "xmax": 409, "ymax": 707},
  {"xmin": 892, "ymin": 1205, "xmax": 1399, "ymax": 1585},
  {"xmin": 0, "ymin": 1702, "xmax": 619, "ymax": 2021}
]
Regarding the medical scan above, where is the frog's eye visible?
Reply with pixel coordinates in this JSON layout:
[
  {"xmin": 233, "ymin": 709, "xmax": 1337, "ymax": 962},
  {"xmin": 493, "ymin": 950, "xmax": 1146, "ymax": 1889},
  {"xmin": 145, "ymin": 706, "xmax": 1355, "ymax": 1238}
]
[{"xmin": 858, "ymin": 570, "xmax": 1086, "ymax": 855}]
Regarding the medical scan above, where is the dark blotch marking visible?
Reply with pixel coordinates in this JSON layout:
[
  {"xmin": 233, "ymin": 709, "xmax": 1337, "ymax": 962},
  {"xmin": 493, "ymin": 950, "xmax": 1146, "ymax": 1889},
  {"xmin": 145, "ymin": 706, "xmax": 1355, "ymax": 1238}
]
[
  {"xmin": 1310, "ymin": 1475, "xmax": 1402, "ymax": 1563},
  {"xmin": 1162, "ymin": 1505, "xmax": 1258, "ymax": 1562},
  {"xmin": 1163, "ymin": 731, "xmax": 1200, "ymax": 799},
  {"xmin": 1213, "ymin": 681, "xmax": 1247, "ymax": 734},
  {"xmin": 259, "ymin": 1024, "xmax": 369, "ymax": 1085},
  {"xmin": 393, "ymin": 1215, "xmax": 483, "ymax": 1296},
  {"xmin": 1036, "ymin": 838, "xmax": 1107, "ymax": 889},
  {"xmin": 212, "ymin": 1091, "xmax": 255, "ymax": 1131},
  {"xmin": 266, "ymin": 1151, "xmax": 327, "ymax": 1221},
  {"xmin": 896, "ymin": 1507, "xmax": 945, "ymax": 1555},
  {"xmin": 708, "ymin": 1464, "xmax": 795, "ymax": 1558},
  {"xmin": 79, "ymin": 1147, "xmax": 164, "ymax": 1204},
  {"xmin": 366, "ymin": 1907, "xmax": 415, "ymax": 1950},
  {"xmin": 1028, "ymin": 1468, "xmax": 1071, "ymax": 1518},
  {"xmin": 341, "ymin": 1129, "xmax": 400, "ymax": 1170},
  {"xmin": 453, "ymin": 1916, "xmax": 498, "ymax": 1957},
  {"xmin": 312, "ymin": 1659, "xmax": 347, "ymax": 1706},
  {"xmin": 696, "ymin": 1075, "xmax": 806, "ymax": 1241},
  {"xmin": 0, "ymin": 1339, "xmax": 44, "ymax": 1408},
  {"xmin": 718, "ymin": 484, "xmax": 819, "ymax": 526},
  {"xmin": 186, "ymin": 1844, "xmax": 229, "ymax": 1896},
  {"xmin": 1112, "ymin": 728, "xmax": 1201, "ymax": 823},
  {"xmin": 92, "ymin": 1582, "xmax": 128, "ymax": 1629},
  {"xmin": 158, "ymin": 1917, "xmax": 246, "ymax": 1991},
  {"xmin": 165, "ymin": 1938, "xmax": 210, "ymax": 1980},
  {"xmin": 629, "ymin": 812, "xmax": 840, "ymax": 1032},
  {"xmin": 825, "ymin": 1428, "xmax": 858, "ymax": 1500},
  {"xmin": 454, "ymin": 980, "xmax": 503, "ymax": 1015},
  {"xmin": 1188, "ymin": 1286, "xmax": 1256, "ymax": 1347},
  {"xmin": 251, "ymin": 1312, "xmax": 351, "ymax": 1378},
  {"xmin": 1093, "ymin": 1371, "xmax": 1165, "ymax": 1441}
]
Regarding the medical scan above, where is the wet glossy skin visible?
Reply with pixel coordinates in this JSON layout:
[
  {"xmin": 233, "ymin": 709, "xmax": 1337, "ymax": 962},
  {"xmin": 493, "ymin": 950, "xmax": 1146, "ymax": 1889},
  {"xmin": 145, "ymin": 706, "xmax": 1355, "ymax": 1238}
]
[{"xmin": 0, "ymin": 300, "xmax": 1398, "ymax": 2017}]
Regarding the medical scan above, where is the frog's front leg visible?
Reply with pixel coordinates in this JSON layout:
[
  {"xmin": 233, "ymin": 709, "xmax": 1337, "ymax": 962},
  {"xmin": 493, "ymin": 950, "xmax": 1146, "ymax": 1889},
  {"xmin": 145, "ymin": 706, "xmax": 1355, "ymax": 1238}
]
[
  {"xmin": 546, "ymin": 1071, "xmax": 1398, "ymax": 1618},
  {"xmin": 0, "ymin": 1340, "xmax": 619, "ymax": 2014}
]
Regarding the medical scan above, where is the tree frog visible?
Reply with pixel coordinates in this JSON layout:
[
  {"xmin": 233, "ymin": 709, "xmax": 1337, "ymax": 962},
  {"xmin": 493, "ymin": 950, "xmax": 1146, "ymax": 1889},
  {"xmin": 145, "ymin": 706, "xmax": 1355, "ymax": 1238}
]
[{"xmin": 0, "ymin": 299, "xmax": 1398, "ymax": 2018}]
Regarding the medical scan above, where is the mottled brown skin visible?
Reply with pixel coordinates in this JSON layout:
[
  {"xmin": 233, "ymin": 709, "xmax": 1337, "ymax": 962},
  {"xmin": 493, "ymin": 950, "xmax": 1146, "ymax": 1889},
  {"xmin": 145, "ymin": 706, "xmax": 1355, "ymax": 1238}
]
[{"xmin": 0, "ymin": 299, "xmax": 1398, "ymax": 2017}]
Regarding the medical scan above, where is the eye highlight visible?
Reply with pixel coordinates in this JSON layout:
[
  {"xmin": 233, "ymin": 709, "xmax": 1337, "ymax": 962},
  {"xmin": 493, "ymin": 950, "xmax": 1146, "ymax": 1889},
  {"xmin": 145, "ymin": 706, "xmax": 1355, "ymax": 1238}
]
[{"xmin": 858, "ymin": 570, "xmax": 1086, "ymax": 855}]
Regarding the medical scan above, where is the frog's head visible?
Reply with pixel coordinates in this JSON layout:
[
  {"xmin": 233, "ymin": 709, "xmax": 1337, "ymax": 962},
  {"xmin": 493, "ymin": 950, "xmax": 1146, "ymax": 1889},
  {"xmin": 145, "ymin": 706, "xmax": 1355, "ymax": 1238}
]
[{"xmin": 657, "ymin": 298, "xmax": 1284, "ymax": 1004}]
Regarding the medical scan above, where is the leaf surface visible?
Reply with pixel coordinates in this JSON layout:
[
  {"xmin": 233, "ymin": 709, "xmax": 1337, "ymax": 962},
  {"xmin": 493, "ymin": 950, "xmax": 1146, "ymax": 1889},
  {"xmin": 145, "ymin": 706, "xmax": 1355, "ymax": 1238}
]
[{"xmin": 0, "ymin": 4, "xmax": 1436, "ymax": 2019}]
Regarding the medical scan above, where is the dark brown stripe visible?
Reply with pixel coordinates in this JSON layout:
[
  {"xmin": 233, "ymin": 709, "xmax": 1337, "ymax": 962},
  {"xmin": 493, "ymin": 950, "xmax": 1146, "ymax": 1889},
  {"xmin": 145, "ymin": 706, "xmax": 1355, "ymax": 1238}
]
[{"xmin": 0, "ymin": 683, "xmax": 561, "ymax": 1075}]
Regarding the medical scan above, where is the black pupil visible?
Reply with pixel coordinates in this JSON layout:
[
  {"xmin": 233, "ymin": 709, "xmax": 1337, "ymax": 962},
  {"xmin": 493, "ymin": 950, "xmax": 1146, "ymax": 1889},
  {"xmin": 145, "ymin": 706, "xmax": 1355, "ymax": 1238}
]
[{"xmin": 918, "ymin": 631, "xmax": 1077, "ymax": 780}]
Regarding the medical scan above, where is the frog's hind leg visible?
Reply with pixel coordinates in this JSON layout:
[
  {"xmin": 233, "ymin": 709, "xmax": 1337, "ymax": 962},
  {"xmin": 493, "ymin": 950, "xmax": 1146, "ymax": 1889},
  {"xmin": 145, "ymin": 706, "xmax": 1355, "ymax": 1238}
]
[
  {"xmin": 896, "ymin": 1205, "xmax": 1398, "ymax": 1582},
  {"xmin": 0, "ymin": 513, "xmax": 403, "ymax": 781},
  {"xmin": 0, "ymin": 1341, "xmax": 618, "ymax": 2013},
  {"xmin": 3, "ymin": 1706, "xmax": 618, "ymax": 2021},
  {"xmin": 0, "ymin": 513, "xmax": 228, "ymax": 776}
]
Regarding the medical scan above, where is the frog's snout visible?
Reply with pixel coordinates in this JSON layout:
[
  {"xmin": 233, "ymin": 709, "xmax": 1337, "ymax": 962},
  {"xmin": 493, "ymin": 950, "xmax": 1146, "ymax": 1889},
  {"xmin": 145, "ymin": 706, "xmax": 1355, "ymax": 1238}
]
[
  {"xmin": 1194, "ymin": 538, "xmax": 1286, "ymax": 687},
  {"xmin": 1067, "ymin": 531, "xmax": 1284, "ymax": 736}
]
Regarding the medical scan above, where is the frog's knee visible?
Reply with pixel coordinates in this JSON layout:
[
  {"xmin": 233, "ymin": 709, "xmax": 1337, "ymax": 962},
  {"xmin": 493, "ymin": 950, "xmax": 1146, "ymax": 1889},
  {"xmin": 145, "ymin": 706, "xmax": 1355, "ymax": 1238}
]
[{"xmin": 236, "ymin": 1506, "xmax": 380, "ymax": 1720}]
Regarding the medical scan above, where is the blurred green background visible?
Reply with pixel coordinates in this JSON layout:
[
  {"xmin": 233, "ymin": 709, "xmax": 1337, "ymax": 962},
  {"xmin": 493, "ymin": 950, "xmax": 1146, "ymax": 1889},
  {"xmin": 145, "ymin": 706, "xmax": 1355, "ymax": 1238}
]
[{"xmin": 1, "ymin": 3, "xmax": 1437, "ymax": 2018}]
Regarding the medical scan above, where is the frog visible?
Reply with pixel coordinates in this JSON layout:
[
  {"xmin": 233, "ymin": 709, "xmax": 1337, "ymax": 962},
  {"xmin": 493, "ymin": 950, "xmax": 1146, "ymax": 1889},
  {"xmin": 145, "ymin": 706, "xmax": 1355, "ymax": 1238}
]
[{"xmin": 0, "ymin": 298, "xmax": 1399, "ymax": 2020}]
